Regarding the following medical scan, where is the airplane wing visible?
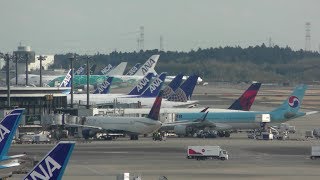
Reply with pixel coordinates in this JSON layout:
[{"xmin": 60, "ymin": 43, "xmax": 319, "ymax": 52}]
[
  {"xmin": 306, "ymin": 111, "xmax": 319, "ymax": 116},
  {"xmin": 0, "ymin": 160, "xmax": 20, "ymax": 169}
]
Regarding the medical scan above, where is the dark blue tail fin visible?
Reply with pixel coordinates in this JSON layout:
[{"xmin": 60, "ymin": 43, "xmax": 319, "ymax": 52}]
[
  {"xmin": 140, "ymin": 73, "xmax": 166, "ymax": 97},
  {"xmin": 126, "ymin": 63, "xmax": 141, "ymax": 75},
  {"xmin": 24, "ymin": 141, "xmax": 75, "ymax": 180},
  {"xmin": 147, "ymin": 90, "xmax": 164, "ymax": 120},
  {"xmin": 0, "ymin": 108, "xmax": 24, "ymax": 158},
  {"xmin": 93, "ymin": 77, "xmax": 113, "ymax": 94},
  {"xmin": 100, "ymin": 64, "xmax": 113, "ymax": 75},
  {"xmin": 74, "ymin": 64, "xmax": 86, "ymax": 75},
  {"xmin": 167, "ymin": 74, "xmax": 198, "ymax": 102},
  {"xmin": 228, "ymin": 82, "xmax": 261, "ymax": 111},
  {"xmin": 127, "ymin": 73, "xmax": 154, "ymax": 95},
  {"xmin": 163, "ymin": 73, "xmax": 184, "ymax": 99}
]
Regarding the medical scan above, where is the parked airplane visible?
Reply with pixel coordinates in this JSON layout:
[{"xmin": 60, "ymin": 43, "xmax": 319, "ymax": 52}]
[
  {"xmin": 69, "ymin": 91, "xmax": 164, "ymax": 140},
  {"xmin": 170, "ymin": 84, "xmax": 310, "ymax": 137},
  {"xmin": 23, "ymin": 141, "xmax": 75, "ymax": 180},
  {"xmin": 162, "ymin": 73, "xmax": 184, "ymax": 98},
  {"xmin": 48, "ymin": 55, "xmax": 160, "ymax": 88},
  {"xmin": 0, "ymin": 108, "xmax": 25, "ymax": 179}
]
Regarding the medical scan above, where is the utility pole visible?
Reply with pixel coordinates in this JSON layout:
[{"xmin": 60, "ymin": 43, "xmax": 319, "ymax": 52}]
[
  {"xmin": 86, "ymin": 56, "xmax": 90, "ymax": 109},
  {"xmin": 25, "ymin": 54, "xmax": 29, "ymax": 86},
  {"xmin": 5, "ymin": 54, "xmax": 11, "ymax": 108},
  {"xmin": 38, "ymin": 55, "xmax": 47, "ymax": 87},
  {"xmin": 15, "ymin": 54, "xmax": 18, "ymax": 85},
  {"xmin": 69, "ymin": 55, "xmax": 75, "ymax": 108}
]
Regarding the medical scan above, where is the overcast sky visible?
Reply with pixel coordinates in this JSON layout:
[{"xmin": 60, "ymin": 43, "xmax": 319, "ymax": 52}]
[{"xmin": 0, "ymin": 0, "xmax": 319, "ymax": 54}]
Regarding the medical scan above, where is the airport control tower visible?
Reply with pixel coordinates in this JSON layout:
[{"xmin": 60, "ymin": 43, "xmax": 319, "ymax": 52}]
[{"xmin": 13, "ymin": 45, "xmax": 36, "ymax": 74}]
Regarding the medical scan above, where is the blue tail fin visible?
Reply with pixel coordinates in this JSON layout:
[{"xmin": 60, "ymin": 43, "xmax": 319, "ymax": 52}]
[
  {"xmin": 147, "ymin": 90, "xmax": 163, "ymax": 120},
  {"xmin": 93, "ymin": 77, "xmax": 113, "ymax": 94},
  {"xmin": 59, "ymin": 69, "xmax": 72, "ymax": 88},
  {"xmin": 163, "ymin": 73, "xmax": 184, "ymax": 99},
  {"xmin": 89, "ymin": 64, "xmax": 97, "ymax": 75},
  {"xmin": 139, "ymin": 73, "xmax": 166, "ymax": 97},
  {"xmin": 24, "ymin": 141, "xmax": 75, "ymax": 180},
  {"xmin": 74, "ymin": 64, "xmax": 86, "ymax": 75},
  {"xmin": 127, "ymin": 73, "xmax": 154, "ymax": 95},
  {"xmin": 228, "ymin": 82, "xmax": 261, "ymax": 111},
  {"xmin": 126, "ymin": 63, "xmax": 141, "ymax": 75},
  {"xmin": 167, "ymin": 74, "xmax": 198, "ymax": 102},
  {"xmin": 271, "ymin": 84, "xmax": 308, "ymax": 121},
  {"xmin": 0, "ymin": 108, "xmax": 24, "ymax": 158},
  {"xmin": 100, "ymin": 64, "xmax": 113, "ymax": 75}
]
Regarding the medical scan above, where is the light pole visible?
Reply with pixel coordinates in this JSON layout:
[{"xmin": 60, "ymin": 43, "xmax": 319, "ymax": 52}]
[
  {"xmin": 69, "ymin": 54, "xmax": 75, "ymax": 108},
  {"xmin": 86, "ymin": 55, "xmax": 91, "ymax": 109},
  {"xmin": 37, "ymin": 55, "xmax": 47, "ymax": 87},
  {"xmin": 5, "ymin": 53, "xmax": 11, "ymax": 107},
  {"xmin": 15, "ymin": 54, "xmax": 18, "ymax": 85},
  {"xmin": 25, "ymin": 54, "xmax": 29, "ymax": 86}
]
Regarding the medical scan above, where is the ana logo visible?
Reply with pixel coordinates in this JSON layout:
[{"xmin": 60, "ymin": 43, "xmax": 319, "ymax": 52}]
[
  {"xmin": 75, "ymin": 66, "xmax": 84, "ymax": 75},
  {"xmin": 97, "ymin": 80, "xmax": 110, "ymax": 93},
  {"xmin": 149, "ymin": 77, "xmax": 163, "ymax": 93},
  {"xmin": 136, "ymin": 77, "xmax": 150, "ymax": 92},
  {"xmin": 288, "ymin": 96, "xmax": 300, "ymax": 108},
  {"xmin": 26, "ymin": 156, "xmax": 61, "ymax": 180},
  {"xmin": 141, "ymin": 58, "xmax": 155, "ymax": 75},
  {"xmin": 61, "ymin": 73, "xmax": 71, "ymax": 87},
  {"xmin": 0, "ymin": 124, "xmax": 10, "ymax": 142},
  {"xmin": 101, "ymin": 64, "xmax": 112, "ymax": 74},
  {"xmin": 127, "ymin": 66, "xmax": 139, "ymax": 75}
]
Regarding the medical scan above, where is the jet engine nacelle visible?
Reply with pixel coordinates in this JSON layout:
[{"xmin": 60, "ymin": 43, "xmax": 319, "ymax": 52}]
[
  {"xmin": 82, "ymin": 129, "xmax": 98, "ymax": 139},
  {"xmin": 173, "ymin": 125, "xmax": 188, "ymax": 136}
]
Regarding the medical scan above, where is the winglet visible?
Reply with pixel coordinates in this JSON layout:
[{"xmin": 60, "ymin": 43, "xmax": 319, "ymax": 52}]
[
  {"xmin": 0, "ymin": 108, "xmax": 24, "ymax": 158},
  {"xmin": 93, "ymin": 77, "xmax": 113, "ymax": 94},
  {"xmin": 200, "ymin": 107, "xmax": 209, "ymax": 112},
  {"xmin": 163, "ymin": 73, "xmax": 184, "ymax": 98},
  {"xmin": 228, "ymin": 82, "xmax": 261, "ymax": 111},
  {"xmin": 147, "ymin": 90, "xmax": 163, "ymax": 121},
  {"xmin": 127, "ymin": 73, "xmax": 154, "ymax": 95},
  {"xmin": 24, "ymin": 141, "xmax": 75, "ymax": 180}
]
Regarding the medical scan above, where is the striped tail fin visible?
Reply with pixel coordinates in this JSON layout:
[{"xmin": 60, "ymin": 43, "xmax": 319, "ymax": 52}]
[
  {"xmin": 24, "ymin": 141, "xmax": 75, "ymax": 180},
  {"xmin": 93, "ymin": 77, "xmax": 113, "ymax": 94},
  {"xmin": 163, "ymin": 73, "xmax": 184, "ymax": 99},
  {"xmin": 228, "ymin": 82, "xmax": 261, "ymax": 111},
  {"xmin": 126, "ymin": 63, "xmax": 141, "ymax": 75},
  {"xmin": 147, "ymin": 90, "xmax": 164, "ymax": 120},
  {"xmin": 127, "ymin": 73, "xmax": 154, "ymax": 95}
]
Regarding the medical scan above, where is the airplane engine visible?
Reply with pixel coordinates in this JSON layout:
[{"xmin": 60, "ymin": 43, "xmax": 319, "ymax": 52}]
[
  {"xmin": 173, "ymin": 125, "xmax": 188, "ymax": 136},
  {"xmin": 82, "ymin": 129, "xmax": 98, "ymax": 139}
]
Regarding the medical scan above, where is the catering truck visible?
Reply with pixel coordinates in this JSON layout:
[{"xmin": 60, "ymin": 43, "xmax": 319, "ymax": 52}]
[
  {"xmin": 310, "ymin": 146, "xmax": 320, "ymax": 160},
  {"xmin": 187, "ymin": 146, "xmax": 228, "ymax": 160}
]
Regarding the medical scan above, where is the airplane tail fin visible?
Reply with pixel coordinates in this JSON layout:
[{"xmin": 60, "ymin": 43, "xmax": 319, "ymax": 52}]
[
  {"xmin": 93, "ymin": 77, "xmax": 113, "ymax": 94},
  {"xmin": 139, "ymin": 73, "xmax": 166, "ymax": 97},
  {"xmin": 271, "ymin": 84, "xmax": 307, "ymax": 121},
  {"xmin": 24, "ymin": 141, "xmax": 75, "ymax": 180},
  {"xmin": 59, "ymin": 69, "xmax": 72, "ymax": 88},
  {"xmin": 0, "ymin": 108, "xmax": 24, "ymax": 157},
  {"xmin": 147, "ymin": 90, "xmax": 164, "ymax": 121},
  {"xmin": 167, "ymin": 74, "xmax": 198, "ymax": 102},
  {"xmin": 134, "ymin": 55, "xmax": 160, "ymax": 76},
  {"xmin": 74, "ymin": 64, "xmax": 86, "ymax": 75},
  {"xmin": 89, "ymin": 64, "xmax": 97, "ymax": 75},
  {"xmin": 126, "ymin": 63, "xmax": 141, "ymax": 75},
  {"xmin": 127, "ymin": 73, "xmax": 154, "ymax": 95},
  {"xmin": 100, "ymin": 64, "xmax": 113, "ymax": 75},
  {"xmin": 163, "ymin": 73, "xmax": 184, "ymax": 99},
  {"xmin": 228, "ymin": 82, "xmax": 262, "ymax": 111},
  {"xmin": 107, "ymin": 62, "xmax": 128, "ymax": 76}
]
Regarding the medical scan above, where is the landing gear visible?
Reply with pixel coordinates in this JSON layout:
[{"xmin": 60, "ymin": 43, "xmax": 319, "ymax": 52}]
[
  {"xmin": 217, "ymin": 131, "xmax": 231, "ymax": 138},
  {"xmin": 130, "ymin": 135, "xmax": 139, "ymax": 140}
]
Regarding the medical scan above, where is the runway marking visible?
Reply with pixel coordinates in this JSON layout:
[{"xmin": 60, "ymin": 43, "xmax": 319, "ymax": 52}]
[{"xmin": 102, "ymin": 151, "xmax": 129, "ymax": 154}]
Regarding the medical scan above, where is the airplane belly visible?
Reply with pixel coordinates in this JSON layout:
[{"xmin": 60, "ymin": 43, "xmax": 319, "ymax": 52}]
[{"xmin": 224, "ymin": 122, "xmax": 260, "ymax": 130}]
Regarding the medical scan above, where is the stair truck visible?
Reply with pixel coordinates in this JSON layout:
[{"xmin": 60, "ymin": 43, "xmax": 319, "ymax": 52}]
[{"xmin": 187, "ymin": 146, "xmax": 228, "ymax": 160}]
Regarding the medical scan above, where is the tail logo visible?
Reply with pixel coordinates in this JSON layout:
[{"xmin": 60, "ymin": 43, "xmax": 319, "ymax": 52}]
[
  {"xmin": 61, "ymin": 72, "xmax": 71, "ymax": 87},
  {"xmin": 141, "ymin": 58, "xmax": 156, "ymax": 75},
  {"xmin": 101, "ymin": 64, "xmax": 113, "ymax": 74},
  {"xmin": 127, "ymin": 66, "xmax": 139, "ymax": 75},
  {"xmin": 0, "ymin": 124, "xmax": 10, "ymax": 142},
  {"xmin": 27, "ymin": 156, "xmax": 61, "ymax": 179},
  {"xmin": 136, "ymin": 77, "xmax": 150, "ymax": 92},
  {"xmin": 288, "ymin": 96, "xmax": 300, "ymax": 108},
  {"xmin": 149, "ymin": 77, "xmax": 163, "ymax": 93},
  {"xmin": 97, "ymin": 80, "xmax": 111, "ymax": 93}
]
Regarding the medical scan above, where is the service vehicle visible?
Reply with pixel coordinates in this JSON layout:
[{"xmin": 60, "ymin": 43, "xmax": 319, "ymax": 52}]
[
  {"xmin": 310, "ymin": 146, "xmax": 320, "ymax": 160},
  {"xmin": 187, "ymin": 146, "xmax": 228, "ymax": 160}
]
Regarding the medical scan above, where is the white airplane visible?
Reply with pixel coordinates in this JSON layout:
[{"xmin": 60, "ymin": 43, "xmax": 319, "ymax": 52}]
[{"xmin": 68, "ymin": 91, "xmax": 165, "ymax": 140}]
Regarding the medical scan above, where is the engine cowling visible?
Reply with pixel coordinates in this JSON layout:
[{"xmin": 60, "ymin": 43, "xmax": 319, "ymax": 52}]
[
  {"xmin": 174, "ymin": 125, "xmax": 188, "ymax": 136},
  {"xmin": 82, "ymin": 129, "xmax": 97, "ymax": 139}
]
